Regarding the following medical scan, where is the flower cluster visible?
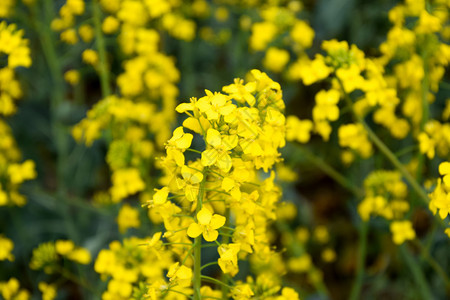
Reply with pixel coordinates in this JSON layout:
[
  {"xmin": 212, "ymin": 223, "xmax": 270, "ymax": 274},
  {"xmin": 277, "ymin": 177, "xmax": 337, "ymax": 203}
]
[
  {"xmin": 429, "ymin": 162, "xmax": 450, "ymax": 237},
  {"xmin": 0, "ymin": 21, "xmax": 36, "ymax": 207},
  {"xmin": 30, "ymin": 240, "xmax": 91, "ymax": 274},
  {"xmin": 0, "ymin": 278, "xmax": 29, "ymax": 300},
  {"xmin": 125, "ymin": 69, "xmax": 299, "ymax": 299},
  {"xmin": 248, "ymin": 3, "xmax": 314, "ymax": 73},
  {"xmin": 94, "ymin": 236, "xmax": 173, "ymax": 299}
]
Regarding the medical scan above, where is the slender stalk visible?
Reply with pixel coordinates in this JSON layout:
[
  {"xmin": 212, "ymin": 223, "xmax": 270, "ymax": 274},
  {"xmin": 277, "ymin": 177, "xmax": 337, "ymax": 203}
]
[
  {"xmin": 201, "ymin": 276, "xmax": 232, "ymax": 289},
  {"xmin": 400, "ymin": 245, "xmax": 433, "ymax": 299},
  {"xmin": 349, "ymin": 220, "xmax": 368, "ymax": 300},
  {"xmin": 415, "ymin": 56, "xmax": 430, "ymax": 190},
  {"xmin": 193, "ymin": 168, "xmax": 207, "ymax": 300},
  {"xmin": 414, "ymin": 240, "xmax": 450, "ymax": 289},
  {"xmin": 200, "ymin": 261, "xmax": 218, "ymax": 271},
  {"xmin": 295, "ymin": 145, "xmax": 363, "ymax": 197},
  {"xmin": 337, "ymin": 78, "xmax": 429, "ymax": 205},
  {"xmin": 92, "ymin": 0, "xmax": 111, "ymax": 97}
]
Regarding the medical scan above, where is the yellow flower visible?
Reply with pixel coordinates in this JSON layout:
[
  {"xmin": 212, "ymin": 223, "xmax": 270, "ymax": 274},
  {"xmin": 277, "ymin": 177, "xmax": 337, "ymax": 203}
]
[
  {"xmin": 102, "ymin": 16, "xmax": 120, "ymax": 34},
  {"xmin": 7, "ymin": 160, "xmax": 36, "ymax": 185},
  {"xmin": 196, "ymin": 90, "xmax": 235, "ymax": 120},
  {"xmin": 249, "ymin": 22, "xmax": 277, "ymax": 51},
  {"xmin": 187, "ymin": 207, "xmax": 226, "ymax": 242},
  {"xmin": 78, "ymin": 24, "xmax": 94, "ymax": 43},
  {"xmin": 151, "ymin": 187, "xmax": 170, "ymax": 205},
  {"xmin": 167, "ymin": 262, "xmax": 192, "ymax": 287},
  {"xmin": 438, "ymin": 161, "xmax": 450, "ymax": 188},
  {"xmin": 64, "ymin": 69, "xmax": 80, "ymax": 85},
  {"xmin": 201, "ymin": 128, "xmax": 238, "ymax": 172},
  {"xmin": 390, "ymin": 220, "xmax": 416, "ymax": 245},
  {"xmin": 177, "ymin": 165, "xmax": 204, "ymax": 202},
  {"xmin": 0, "ymin": 235, "xmax": 14, "ymax": 261},
  {"xmin": 55, "ymin": 240, "xmax": 75, "ymax": 256},
  {"xmin": 263, "ymin": 47, "xmax": 290, "ymax": 73},
  {"xmin": 117, "ymin": 203, "xmax": 141, "ymax": 233},
  {"xmin": 38, "ymin": 282, "xmax": 57, "ymax": 300},
  {"xmin": 218, "ymin": 243, "xmax": 240, "ymax": 276},
  {"xmin": 82, "ymin": 49, "xmax": 99, "ymax": 66},
  {"xmin": 313, "ymin": 89, "xmax": 340, "ymax": 122},
  {"xmin": 288, "ymin": 254, "xmax": 312, "ymax": 273},
  {"xmin": 290, "ymin": 20, "xmax": 314, "ymax": 49},
  {"xmin": 418, "ymin": 132, "xmax": 435, "ymax": 159},
  {"xmin": 60, "ymin": 28, "xmax": 78, "ymax": 44},
  {"xmin": 67, "ymin": 247, "xmax": 91, "ymax": 265},
  {"xmin": 286, "ymin": 115, "xmax": 313, "ymax": 143}
]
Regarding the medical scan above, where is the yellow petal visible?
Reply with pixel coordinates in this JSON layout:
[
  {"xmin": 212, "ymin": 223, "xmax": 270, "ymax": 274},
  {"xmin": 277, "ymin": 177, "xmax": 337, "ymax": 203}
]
[
  {"xmin": 190, "ymin": 172, "xmax": 203, "ymax": 184},
  {"xmin": 217, "ymin": 152, "xmax": 232, "ymax": 172},
  {"xmin": 153, "ymin": 187, "xmax": 169, "ymax": 205},
  {"xmin": 206, "ymin": 129, "xmax": 222, "ymax": 147},
  {"xmin": 197, "ymin": 207, "xmax": 212, "ymax": 225},
  {"xmin": 222, "ymin": 135, "xmax": 238, "ymax": 150},
  {"xmin": 203, "ymin": 229, "xmax": 219, "ymax": 242},
  {"xmin": 196, "ymin": 97, "xmax": 211, "ymax": 112},
  {"xmin": 183, "ymin": 117, "xmax": 202, "ymax": 134},
  {"xmin": 176, "ymin": 103, "xmax": 194, "ymax": 113},
  {"xmin": 219, "ymin": 104, "xmax": 235, "ymax": 116},
  {"xmin": 175, "ymin": 133, "xmax": 193, "ymax": 149},
  {"xmin": 185, "ymin": 185, "xmax": 198, "ymax": 202},
  {"xmin": 210, "ymin": 214, "xmax": 226, "ymax": 229},
  {"xmin": 187, "ymin": 223, "xmax": 202, "ymax": 238},
  {"xmin": 211, "ymin": 93, "xmax": 227, "ymax": 107},
  {"xmin": 201, "ymin": 149, "xmax": 218, "ymax": 166},
  {"xmin": 170, "ymin": 127, "xmax": 184, "ymax": 141},
  {"xmin": 439, "ymin": 162, "xmax": 450, "ymax": 175},
  {"xmin": 222, "ymin": 177, "xmax": 235, "ymax": 192}
]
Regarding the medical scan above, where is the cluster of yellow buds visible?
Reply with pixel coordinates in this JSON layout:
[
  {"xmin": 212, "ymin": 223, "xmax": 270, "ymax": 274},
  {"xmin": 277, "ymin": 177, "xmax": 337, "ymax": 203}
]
[{"xmin": 30, "ymin": 240, "xmax": 91, "ymax": 274}]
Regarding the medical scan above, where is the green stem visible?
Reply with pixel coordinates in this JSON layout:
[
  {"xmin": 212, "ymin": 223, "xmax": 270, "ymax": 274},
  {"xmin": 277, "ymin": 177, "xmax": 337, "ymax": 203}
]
[
  {"xmin": 349, "ymin": 220, "xmax": 368, "ymax": 300},
  {"xmin": 201, "ymin": 276, "xmax": 232, "ymax": 289},
  {"xmin": 92, "ymin": 0, "xmax": 111, "ymax": 97},
  {"xmin": 415, "ymin": 57, "xmax": 430, "ymax": 194},
  {"xmin": 295, "ymin": 145, "xmax": 363, "ymax": 197},
  {"xmin": 337, "ymin": 78, "xmax": 429, "ymax": 205},
  {"xmin": 400, "ymin": 245, "xmax": 433, "ymax": 299},
  {"xmin": 193, "ymin": 168, "xmax": 207, "ymax": 300},
  {"xmin": 414, "ymin": 240, "xmax": 450, "ymax": 289},
  {"xmin": 200, "ymin": 261, "xmax": 218, "ymax": 271}
]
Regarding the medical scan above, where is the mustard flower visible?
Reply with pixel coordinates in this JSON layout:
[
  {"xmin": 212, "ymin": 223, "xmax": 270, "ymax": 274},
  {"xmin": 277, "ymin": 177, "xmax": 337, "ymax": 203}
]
[{"xmin": 187, "ymin": 207, "xmax": 226, "ymax": 242}]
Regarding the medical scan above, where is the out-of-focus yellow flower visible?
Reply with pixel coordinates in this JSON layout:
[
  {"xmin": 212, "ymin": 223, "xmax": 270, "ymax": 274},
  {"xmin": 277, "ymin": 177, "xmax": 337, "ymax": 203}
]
[
  {"xmin": 64, "ymin": 70, "xmax": 80, "ymax": 85},
  {"xmin": 390, "ymin": 220, "xmax": 416, "ymax": 244},
  {"xmin": 117, "ymin": 203, "xmax": 141, "ymax": 233},
  {"xmin": 263, "ymin": 47, "xmax": 290, "ymax": 73},
  {"xmin": 102, "ymin": 16, "xmax": 120, "ymax": 34}
]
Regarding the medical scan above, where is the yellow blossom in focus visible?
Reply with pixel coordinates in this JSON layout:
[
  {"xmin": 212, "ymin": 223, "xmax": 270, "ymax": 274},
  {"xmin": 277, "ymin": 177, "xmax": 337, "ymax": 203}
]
[{"xmin": 187, "ymin": 207, "xmax": 226, "ymax": 242}]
